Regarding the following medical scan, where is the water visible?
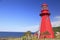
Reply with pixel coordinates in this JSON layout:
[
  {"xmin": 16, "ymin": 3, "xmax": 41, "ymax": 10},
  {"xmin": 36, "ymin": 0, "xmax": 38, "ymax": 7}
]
[{"xmin": 0, "ymin": 32, "xmax": 34, "ymax": 38}]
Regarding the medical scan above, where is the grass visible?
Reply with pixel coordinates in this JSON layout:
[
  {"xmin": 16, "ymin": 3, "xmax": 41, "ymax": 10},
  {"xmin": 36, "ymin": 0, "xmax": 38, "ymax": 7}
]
[{"xmin": 0, "ymin": 37, "xmax": 60, "ymax": 40}]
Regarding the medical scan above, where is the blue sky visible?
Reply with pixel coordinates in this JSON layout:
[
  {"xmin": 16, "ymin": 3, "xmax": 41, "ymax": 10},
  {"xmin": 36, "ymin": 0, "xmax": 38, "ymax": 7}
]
[{"xmin": 0, "ymin": 0, "xmax": 60, "ymax": 32}]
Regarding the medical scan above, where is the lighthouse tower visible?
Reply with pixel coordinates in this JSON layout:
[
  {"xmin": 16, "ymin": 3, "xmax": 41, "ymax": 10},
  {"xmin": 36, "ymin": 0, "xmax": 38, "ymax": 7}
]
[{"xmin": 39, "ymin": 3, "xmax": 54, "ymax": 38}]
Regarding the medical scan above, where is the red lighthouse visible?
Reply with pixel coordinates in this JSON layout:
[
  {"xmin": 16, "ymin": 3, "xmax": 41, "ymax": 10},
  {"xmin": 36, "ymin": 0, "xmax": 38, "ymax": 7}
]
[{"xmin": 39, "ymin": 3, "xmax": 54, "ymax": 38}]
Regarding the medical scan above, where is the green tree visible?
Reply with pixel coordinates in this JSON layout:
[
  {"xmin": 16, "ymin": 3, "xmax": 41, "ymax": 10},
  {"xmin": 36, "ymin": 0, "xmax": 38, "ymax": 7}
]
[
  {"xmin": 24, "ymin": 31, "xmax": 32, "ymax": 40},
  {"xmin": 21, "ymin": 36, "xmax": 26, "ymax": 40},
  {"xmin": 24, "ymin": 31, "xmax": 31, "ymax": 36}
]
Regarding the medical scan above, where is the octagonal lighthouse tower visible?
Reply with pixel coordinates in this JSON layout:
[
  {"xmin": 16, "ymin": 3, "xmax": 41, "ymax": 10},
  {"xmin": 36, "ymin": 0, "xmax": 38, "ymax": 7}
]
[{"xmin": 39, "ymin": 3, "xmax": 54, "ymax": 38}]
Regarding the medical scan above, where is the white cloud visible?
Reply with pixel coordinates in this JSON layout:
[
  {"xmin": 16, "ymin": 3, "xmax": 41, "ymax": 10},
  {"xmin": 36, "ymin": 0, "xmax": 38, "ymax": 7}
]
[
  {"xmin": 19, "ymin": 25, "xmax": 39, "ymax": 32},
  {"xmin": 0, "ymin": 21, "xmax": 60, "ymax": 32},
  {"xmin": 0, "ymin": 25, "xmax": 39, "ymax": 32},
  {"xmin": 52, "ymin": 16, "xmax": 60, "ymax": 27},
  {"xmin": 0, "ymin": 16, "xmax": 60, "ymax": 32},
  {"xmin": 55, "ymin": 16, "xmax": 60, "ymax": 19},
  {"xmin": 52, "ymin": 21, "xmax": 60, "ymax": 27}
]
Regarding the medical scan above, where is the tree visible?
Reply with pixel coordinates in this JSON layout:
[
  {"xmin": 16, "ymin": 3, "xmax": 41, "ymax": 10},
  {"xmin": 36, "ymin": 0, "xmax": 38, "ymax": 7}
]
[
  {"xmin": 24, "ymin": 31, "xmax": 32, "ymax": 40},
  {"xmin": 24, "ymin": 31, "xmax": 31, "ymax": 36}
]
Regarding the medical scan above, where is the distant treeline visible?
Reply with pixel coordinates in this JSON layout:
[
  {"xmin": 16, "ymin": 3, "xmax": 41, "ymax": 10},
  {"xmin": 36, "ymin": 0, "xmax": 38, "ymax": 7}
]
[{"xmin": 53, "ymin": 26, "xmax": 60, "ymax": 34}]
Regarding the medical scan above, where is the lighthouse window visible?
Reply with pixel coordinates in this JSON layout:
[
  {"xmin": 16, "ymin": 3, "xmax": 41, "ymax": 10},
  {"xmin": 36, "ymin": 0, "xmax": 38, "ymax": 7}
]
[{"xmin": 46, "ymin": 17, "xmax": 48, "ymax": 20}]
